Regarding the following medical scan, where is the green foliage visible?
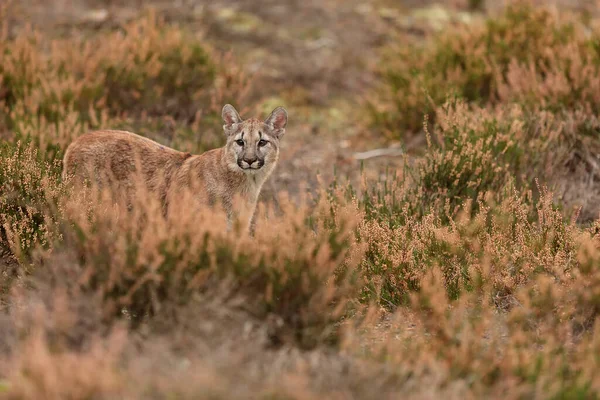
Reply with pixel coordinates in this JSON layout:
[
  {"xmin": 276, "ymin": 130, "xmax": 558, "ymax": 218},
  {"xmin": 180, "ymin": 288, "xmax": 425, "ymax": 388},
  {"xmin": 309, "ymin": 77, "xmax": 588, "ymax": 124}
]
[{"xmin": 363, "ymin": 99, "xmax": 524, "ymax": 226}]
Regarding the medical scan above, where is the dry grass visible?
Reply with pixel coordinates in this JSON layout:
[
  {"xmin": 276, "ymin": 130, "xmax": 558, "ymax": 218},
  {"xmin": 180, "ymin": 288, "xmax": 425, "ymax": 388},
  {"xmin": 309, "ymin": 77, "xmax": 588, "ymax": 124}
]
[{"xmin": 4, "ymin": 1, "xmax": 600, "ymax": 399}]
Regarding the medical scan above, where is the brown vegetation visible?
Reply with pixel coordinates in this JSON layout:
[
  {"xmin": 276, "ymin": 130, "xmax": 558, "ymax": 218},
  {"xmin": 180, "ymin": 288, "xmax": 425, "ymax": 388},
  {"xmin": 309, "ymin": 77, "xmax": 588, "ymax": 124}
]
[{"xmin": 3, "ymin": 1, "xmax": 600, "ymax": 399}]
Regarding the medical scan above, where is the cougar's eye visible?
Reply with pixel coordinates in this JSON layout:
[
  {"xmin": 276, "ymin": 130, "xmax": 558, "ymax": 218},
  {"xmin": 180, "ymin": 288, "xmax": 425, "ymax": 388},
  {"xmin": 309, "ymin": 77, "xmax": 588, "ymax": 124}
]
[
  {"xmin": 258, "ymin": 139, "xmax": 268, "ymax": 147},
  {"xmin": 235, "ymin": 139, "xmax": 244, "ymax": 146}
]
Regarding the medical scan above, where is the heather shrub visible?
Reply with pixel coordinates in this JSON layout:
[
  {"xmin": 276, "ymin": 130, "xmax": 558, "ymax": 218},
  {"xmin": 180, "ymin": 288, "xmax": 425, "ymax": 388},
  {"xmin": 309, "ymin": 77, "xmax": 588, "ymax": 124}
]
[
  {"xmin": 364, "ymin": 96, "xmax": 600, "ymax": 223},
  {"xmin": 0, "ymin": 11, "xmax": 248, "ymax": 157},
  {"xmin": 0, "ymin": 28, "xmax": 111, "ymax": 154},
  {"xmin": 354, "ymin": 99, "xmax": 583, "ymax": 307},
  {"xmin": 362, "ymin": 99, "xmax": 524, "ymax": 225},
  {"xmin": 348, "ymin": 195, "xmax": 598, "ymax": 397},
  {"xmin": 4, "ymin": 330, "xmax": 124, "ymax": 399},
  {"xmin": 411, "ymin": 101, "xmax": 524, "ymax": 220},
  {"xmin": 358, "ymin": 262, "xmax": 600, "ymax": 398},
  {"xmin": 4, "ymin": 2, "xmax": 600, "ymax": 398},
  {"xmin": 358, "ymin": 184, "xmax": 577, "ymax": 307},
  {"xmin": 41, "ymin": 183, "xmax": 363, "ymax": 348},
  {"xmin": 1, "ymin": 294, "xmax": 125, "ymax": 400},
  {"xmin": 371, "ymin": 3, "xmax": 600, "ymax": 136},
  {"xmin": 0, "ymin": 140, "xmax": 64, "ymax": 261}
]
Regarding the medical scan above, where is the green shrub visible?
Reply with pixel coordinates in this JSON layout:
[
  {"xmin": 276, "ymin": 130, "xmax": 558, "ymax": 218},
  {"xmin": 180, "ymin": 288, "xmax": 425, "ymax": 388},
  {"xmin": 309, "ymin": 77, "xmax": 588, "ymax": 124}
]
[{"xmin": 363, "ymin": 99, "xmax": 524, "ymax": 226}]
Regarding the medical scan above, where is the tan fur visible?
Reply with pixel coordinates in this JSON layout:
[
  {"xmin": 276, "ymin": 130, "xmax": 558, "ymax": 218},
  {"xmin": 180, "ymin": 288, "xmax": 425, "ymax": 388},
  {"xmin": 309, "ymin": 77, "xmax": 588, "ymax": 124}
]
[{"xmin": 62, "ymin": 105, "xmax": 288, "ymax": 231}]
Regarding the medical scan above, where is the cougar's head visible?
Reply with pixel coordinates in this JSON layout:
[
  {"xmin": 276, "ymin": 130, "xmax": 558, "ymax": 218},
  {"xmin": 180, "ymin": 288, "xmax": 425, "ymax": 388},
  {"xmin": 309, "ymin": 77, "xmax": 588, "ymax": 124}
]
[{"xmin": 222, "ymin": 104, "xmax": 288, "ymax": 175}]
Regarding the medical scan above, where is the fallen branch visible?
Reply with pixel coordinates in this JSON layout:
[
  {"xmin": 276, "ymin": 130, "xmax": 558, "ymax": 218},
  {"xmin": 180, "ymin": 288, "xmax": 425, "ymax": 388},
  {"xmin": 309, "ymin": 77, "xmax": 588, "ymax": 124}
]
[{"xmin": 353, "ymin": 147, "xmax": 404, "ymax": 160}]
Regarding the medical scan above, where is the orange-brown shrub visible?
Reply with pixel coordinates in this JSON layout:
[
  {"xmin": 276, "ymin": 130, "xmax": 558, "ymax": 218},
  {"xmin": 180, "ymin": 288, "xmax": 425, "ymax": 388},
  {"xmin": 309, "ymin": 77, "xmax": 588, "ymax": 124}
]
[
  {"xmin": 355, "ymin": 99, "xmax": 587, "ymax": 307},
  {"xmin": 36, "ymin": 179, "xmax": 364, "ymax": 348},
  {"xmin": 0, "ymin": 10, "xmax": 250, "ymax": 158},
  {"xmin": 4, "ymin": 2, "xmax": 600, "ymax": 398},
  {"xmin": 358, "ymin": 180, "xmax": 576, "ymax": 308},
  {"xmin": 348, "ymin": 258, "xmax": 600, "ymax": 398},
  {"xmin": 3, "ymin": 324, "xmax": 125, "ymax": 400},
  {"xmin": 370, "ymin": 3, "xmax": 600, "ymax": 137},
  {"xmin": 0, "ymin": 8, "xmax": 251, "ymax": 267},
  {"xmin": 0, "ymin": 141, "xmax": 64, "ymax": 261}
]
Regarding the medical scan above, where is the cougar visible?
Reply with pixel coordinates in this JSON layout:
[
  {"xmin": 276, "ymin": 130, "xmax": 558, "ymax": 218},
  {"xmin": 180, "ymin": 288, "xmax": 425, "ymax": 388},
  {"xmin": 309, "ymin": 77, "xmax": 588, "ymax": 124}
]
[{"xmin": 62, "ymin": 104, "xmax": 288, "ymax": 231}]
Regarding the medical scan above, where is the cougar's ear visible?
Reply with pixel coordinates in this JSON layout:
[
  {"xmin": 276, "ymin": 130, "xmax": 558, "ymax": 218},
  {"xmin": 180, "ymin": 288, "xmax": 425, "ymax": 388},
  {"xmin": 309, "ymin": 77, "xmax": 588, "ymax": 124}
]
[
  {"xmin": 222, "ymin": 104, "xmax": 242, "ymax": 135},
  {"xmin": 264, "ymin": 106, "xmax": 288, "ymax": 139}
]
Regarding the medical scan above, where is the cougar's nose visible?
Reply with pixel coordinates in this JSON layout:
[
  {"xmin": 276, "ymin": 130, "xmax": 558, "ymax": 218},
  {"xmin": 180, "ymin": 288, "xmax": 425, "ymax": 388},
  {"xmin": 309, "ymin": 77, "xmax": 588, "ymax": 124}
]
[{"xmin": 243, "ymin": 157, "xmax": 258, "ymax": 165}]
